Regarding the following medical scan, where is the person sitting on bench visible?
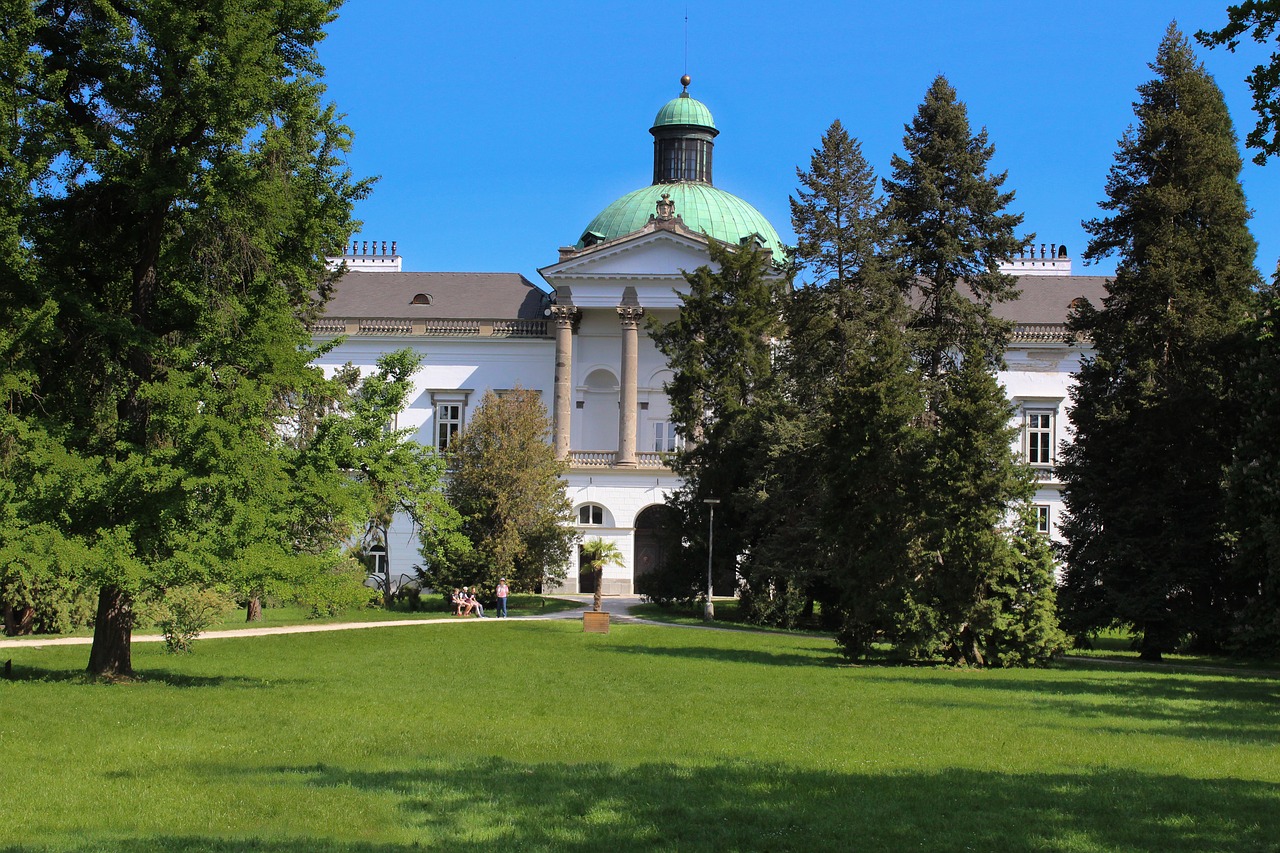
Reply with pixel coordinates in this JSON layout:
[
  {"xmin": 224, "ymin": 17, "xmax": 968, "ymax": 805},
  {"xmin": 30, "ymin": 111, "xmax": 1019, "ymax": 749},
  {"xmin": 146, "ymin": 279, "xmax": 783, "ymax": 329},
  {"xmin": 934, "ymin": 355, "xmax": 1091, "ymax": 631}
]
[
  {"xmin": 464, "ymin": 587, "xmax": 485, "ymax": 618},
  {"xmin": 452, "ymin": 589, "xmax": 472, "ymax": 616}
]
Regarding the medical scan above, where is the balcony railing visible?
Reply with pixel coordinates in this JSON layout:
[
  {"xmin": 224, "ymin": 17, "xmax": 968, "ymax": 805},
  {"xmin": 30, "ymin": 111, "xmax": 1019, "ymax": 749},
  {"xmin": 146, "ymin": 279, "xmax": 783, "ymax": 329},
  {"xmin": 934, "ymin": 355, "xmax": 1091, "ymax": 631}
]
[
  {"xmin": 309, "ymin": 318, "xmax": 550, "ymax": 338},
  {"xmin": 1011, "ymin": 323, "xmax": 1073, "ymax": 344},
  {"xmin": 568, "ymin": 450, "xmax": 672, "ymax": 470},
  {"xmin": 1031, "ymin": 465, "xmax": 1059, "ymax": 484}
]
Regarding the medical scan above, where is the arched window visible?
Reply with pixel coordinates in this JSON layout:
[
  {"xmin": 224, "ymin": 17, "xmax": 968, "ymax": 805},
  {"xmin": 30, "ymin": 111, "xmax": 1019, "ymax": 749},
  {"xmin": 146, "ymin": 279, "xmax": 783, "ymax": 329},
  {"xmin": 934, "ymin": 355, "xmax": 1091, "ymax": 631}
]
[
  {"xmin": 411, "ymin": 293, "xmax": 432, "ymax": 305},
  {"xmin": 578, "ymin": 504, "xmax": 605, "ymax": 526}
]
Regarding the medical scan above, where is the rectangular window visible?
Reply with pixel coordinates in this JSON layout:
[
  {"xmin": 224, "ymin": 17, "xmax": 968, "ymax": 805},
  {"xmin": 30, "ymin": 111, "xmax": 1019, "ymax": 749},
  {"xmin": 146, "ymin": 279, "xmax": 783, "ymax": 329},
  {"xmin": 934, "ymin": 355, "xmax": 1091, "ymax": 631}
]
[
  {"xmin": 436, "ymin": 403, "xmax": 462, "ymax": 451},
  {"xmin": 653, "ymin": 421, "xmax": 682, "ymax": 453},
  {"xmin": 1025, "ymin": 411, "xmax": 1054, "ymax": 466},
  {"xmin": 1034, "ymin": 505, "xmax": 1051, "ymax": 535}
]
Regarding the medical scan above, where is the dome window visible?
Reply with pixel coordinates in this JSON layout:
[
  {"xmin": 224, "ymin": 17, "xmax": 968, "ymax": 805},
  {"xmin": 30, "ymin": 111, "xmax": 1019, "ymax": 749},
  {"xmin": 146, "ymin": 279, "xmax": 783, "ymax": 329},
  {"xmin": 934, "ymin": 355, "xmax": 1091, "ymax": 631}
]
[
  {"xmin": 411, "ymin": 293, "xmax": 433, "ymax": 305},
  {"xmin": 653, "ymin": 136, "xmax": 713, "ymax": 184}
]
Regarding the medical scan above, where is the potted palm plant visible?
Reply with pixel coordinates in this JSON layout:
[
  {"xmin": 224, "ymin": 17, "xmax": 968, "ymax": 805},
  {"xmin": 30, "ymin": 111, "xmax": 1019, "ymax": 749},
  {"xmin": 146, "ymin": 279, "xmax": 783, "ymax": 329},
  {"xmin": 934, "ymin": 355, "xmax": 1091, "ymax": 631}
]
[{"xmin": 579, "ymin": 537, "xmax": 624, "ymax": 632}]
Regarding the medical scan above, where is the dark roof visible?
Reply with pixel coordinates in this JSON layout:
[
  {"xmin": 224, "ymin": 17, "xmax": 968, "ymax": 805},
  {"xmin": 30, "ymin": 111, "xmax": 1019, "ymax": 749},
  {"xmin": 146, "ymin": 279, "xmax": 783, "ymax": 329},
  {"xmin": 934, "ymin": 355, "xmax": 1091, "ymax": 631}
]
[
  {"xmin": 996, "ymin": 275, "xmax": 1111, "ymax": 324},
  {"xmin": 321, "ymin": 271, "xmax": 1110, "ymax": 326},
  {"xmin": 322, "ymin": 272, "xmax": 550, "ymax": 320}
]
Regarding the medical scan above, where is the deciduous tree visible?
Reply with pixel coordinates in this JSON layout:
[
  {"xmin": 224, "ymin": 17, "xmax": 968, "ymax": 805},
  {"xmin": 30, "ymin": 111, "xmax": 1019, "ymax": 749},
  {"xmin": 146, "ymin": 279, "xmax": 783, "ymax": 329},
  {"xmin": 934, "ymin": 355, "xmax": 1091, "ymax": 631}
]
[
  {"xmin": 425, "ymin": 387, "xmax": 573, "ymax": 595},
  {"xmin": 309, "ymin": 350, "xmax": 460, "ymax": 609},
  {"xmin": 1198, "ymin": 1, "xmax": 1280, "ymax": 163}
]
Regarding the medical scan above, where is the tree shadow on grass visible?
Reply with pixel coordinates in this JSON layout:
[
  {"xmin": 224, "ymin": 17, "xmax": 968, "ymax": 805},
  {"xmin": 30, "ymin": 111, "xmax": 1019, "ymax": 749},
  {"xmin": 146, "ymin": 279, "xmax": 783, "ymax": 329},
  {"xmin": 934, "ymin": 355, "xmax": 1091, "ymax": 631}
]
[
  {"xmin": 0, "ymin": 841, "xmax": 422, "ymax": 853},
  {"xmin": 0, "ymin": 662, "xmax": 294, "ymax": 689},
  {"xmin": 859, "ymin": 668, "xmax": 1280, "ymax": 746},
  {"xmin": 58, "ymin": 758, "xmax": 1274, "ymax": 853}
]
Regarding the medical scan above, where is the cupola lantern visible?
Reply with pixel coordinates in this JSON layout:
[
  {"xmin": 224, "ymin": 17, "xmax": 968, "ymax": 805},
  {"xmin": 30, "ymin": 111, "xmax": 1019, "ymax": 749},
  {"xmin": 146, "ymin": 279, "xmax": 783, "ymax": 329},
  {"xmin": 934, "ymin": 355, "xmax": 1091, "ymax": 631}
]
[{"xmin": 650, "ymin": 75, "xmax": 718, "ymax": 185}]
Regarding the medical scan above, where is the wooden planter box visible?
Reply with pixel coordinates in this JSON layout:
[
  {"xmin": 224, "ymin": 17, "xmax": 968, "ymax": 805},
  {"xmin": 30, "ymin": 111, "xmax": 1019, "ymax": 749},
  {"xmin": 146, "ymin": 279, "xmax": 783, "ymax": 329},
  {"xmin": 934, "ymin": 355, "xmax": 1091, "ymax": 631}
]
[{"xmin": 582, "ymin": 611, "xmax": 611, "ymax": 634}]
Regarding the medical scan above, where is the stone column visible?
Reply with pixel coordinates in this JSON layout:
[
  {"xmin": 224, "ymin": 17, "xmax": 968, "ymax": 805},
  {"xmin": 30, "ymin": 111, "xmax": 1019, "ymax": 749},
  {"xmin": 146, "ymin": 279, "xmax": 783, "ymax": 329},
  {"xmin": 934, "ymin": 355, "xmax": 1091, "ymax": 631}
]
[
  {"xmin": 551, "ymin": 304, "xmax": 577, "ymax": 461},
  {"xmin": 616, "ymin": 304, "xmax": 644, "ymax": 467}
]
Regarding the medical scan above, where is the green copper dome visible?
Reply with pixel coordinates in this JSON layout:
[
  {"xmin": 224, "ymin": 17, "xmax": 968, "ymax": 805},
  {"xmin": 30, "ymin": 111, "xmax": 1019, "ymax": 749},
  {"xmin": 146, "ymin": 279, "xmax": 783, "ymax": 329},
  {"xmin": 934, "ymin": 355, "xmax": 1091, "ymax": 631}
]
[
  {"xmin": 576, "ymin": 77, "xmax": 784, "ymax": 260},
  {"xmin": 652, "ymin": 93, "xmax": 716, "ymax": 131},
  {"xmin": 577, "ymin": 182, "xmax": 784, "ymax": 258}
]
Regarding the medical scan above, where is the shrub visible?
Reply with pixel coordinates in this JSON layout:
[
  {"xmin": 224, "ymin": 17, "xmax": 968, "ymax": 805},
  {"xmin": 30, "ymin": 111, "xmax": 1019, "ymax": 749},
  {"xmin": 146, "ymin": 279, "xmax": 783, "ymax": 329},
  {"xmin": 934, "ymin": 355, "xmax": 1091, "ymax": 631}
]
[
  {"xmin": 153, "ymin": 586, "xmax": 237, "ymax": 654},
  {"xmin": 292, "ymin": 554, "xmax": 379, "ymax": 617}
]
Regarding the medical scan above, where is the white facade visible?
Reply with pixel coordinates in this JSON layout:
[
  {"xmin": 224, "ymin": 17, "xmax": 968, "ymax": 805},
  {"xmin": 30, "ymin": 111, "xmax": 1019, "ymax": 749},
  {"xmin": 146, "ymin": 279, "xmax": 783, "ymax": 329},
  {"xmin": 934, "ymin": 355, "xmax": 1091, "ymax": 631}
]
[
  {"xmin": 314, "ymin": 83, "xmax": 1105, "ymax": 592},
  {"xmin": 315, "ymin": 225, "xmax": 1100, "ymax": 592}
]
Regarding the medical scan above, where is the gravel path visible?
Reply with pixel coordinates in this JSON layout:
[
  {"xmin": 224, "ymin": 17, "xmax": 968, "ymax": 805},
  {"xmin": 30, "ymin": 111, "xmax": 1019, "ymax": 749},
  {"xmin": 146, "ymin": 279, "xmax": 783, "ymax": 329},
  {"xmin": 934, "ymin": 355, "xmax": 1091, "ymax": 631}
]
[{"xmin": 0, "ymin": 595, "xmax": 649, "ymax": 649}]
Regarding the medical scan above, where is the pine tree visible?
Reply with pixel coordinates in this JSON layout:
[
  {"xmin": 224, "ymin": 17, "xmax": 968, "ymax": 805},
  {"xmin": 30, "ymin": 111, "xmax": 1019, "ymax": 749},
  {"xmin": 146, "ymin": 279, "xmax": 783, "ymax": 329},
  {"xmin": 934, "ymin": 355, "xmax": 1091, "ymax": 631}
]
[
  {"xmin": 648, "ymin": 241, "xmax": 789, "ymax": 614},
  {"xmin": 1059, "ymin": 24, "xmax": 1261, "ymax": 659},
  {"xmin": 782, "ymin": 119, "xmax": 926, "ymax": 640},
  {"xmin": 883, "ymin": 75, "xmax": 1026, "ymax": 382},
  {"xmin": 790, "ymin": 120, "xmax": 886, "ymax": 298},
  {"xmin": 882, "ymin": 76, "xmax": 1060, "ymax": 665},
  {"xmin": 823, "ymin": 300, "xmax": 928, "ymax": 658},
  {"xmin": 916, "ymin": 345, "xmax": 1066, "ymax": 665}
]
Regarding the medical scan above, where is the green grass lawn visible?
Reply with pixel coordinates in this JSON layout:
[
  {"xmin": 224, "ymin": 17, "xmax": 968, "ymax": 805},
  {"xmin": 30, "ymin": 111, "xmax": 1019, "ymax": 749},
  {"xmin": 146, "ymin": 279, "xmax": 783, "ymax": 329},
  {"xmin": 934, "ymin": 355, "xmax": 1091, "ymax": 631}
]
[{"xmin": 2, "ymin": 620, "xmax": 1278, "ymax": 852}]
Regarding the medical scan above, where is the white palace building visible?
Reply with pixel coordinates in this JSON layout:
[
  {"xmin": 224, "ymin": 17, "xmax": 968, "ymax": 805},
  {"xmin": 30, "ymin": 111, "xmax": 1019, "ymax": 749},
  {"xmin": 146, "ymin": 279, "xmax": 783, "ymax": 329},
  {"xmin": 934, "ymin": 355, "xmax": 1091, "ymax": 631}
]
[{"xmin": 314, "ymin": 78, "xmax": 1108, "ymax": 596}]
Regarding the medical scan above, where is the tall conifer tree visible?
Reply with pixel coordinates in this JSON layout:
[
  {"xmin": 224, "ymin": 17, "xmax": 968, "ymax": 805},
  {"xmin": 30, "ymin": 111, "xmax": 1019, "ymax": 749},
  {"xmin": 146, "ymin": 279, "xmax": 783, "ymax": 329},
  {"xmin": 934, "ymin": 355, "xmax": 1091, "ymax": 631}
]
[
  {"xmin": 882, "ymin": 76, "xmax": 1063, "ymax": 665},
  {"xmin": 1225, "ymin": 270, "xmax": 1280, "ymax": 652},
  {"xmin": 883, "ymin": 76, "xmax": 1025, "ymax": 381},
  {"xmin": 1059, "ymin": 24, "xmax": 1261, "ymax": 659},
  {"xmin": 649, "ymin": 242, "xmax": 788, "ymax": 612},
  {"xmin": 783, "ymin": 119, "xmax": 926, "ymax": 641},
  {"xmin": 8, "ymin": 1, "xmax": 369, "ymax": 675}
]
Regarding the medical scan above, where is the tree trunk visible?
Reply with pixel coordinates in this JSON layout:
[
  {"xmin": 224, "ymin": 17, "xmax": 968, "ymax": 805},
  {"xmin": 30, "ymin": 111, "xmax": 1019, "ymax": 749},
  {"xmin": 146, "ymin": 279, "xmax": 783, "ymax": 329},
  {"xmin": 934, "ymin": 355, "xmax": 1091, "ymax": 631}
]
[
  {"xmin": 592, "ymin": 569, "xmax": 603, "ymax": 612},
  {"xmin": 958, "ymin": 625, "xmax": 985, "ymax": 667},
  {"xmin": 1139, "ymin": 622, "xmax": 1166, "ymax": 662},
  {"xmin": 3, "ymin": 603, "xmax": 34, "ymax": 637},
  {"xmin": 245, "ymin": 596, "xmax": 263, "ymax": 623},
  {"xmin": 87, "ymin": 586, "xmax": 134, "ymax": 678}
]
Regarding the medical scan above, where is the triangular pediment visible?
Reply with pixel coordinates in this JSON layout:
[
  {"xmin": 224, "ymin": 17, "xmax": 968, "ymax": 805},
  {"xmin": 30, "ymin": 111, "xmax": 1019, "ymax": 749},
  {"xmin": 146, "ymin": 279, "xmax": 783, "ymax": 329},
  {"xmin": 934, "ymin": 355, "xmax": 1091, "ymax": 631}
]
[{"xmin": 540, "ymin": 229, "xmax": 716, "ymax": 282}]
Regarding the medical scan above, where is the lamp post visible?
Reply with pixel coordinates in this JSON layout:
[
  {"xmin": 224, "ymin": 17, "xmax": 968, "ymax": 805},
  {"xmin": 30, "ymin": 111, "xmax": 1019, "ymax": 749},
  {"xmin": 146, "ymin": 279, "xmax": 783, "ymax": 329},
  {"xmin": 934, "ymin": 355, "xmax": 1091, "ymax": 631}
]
[{"xmin": 703, "ymin": 498, "xmax": 720, "ymax": 621}]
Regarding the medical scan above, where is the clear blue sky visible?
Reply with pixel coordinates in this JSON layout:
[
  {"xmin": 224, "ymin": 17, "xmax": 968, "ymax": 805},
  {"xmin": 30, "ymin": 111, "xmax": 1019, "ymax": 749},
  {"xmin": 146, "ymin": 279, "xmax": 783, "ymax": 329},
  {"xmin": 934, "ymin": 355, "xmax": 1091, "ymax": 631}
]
[{"xmin": 319, "ymin": 0, "xmax": 1280, "ymax": 286}]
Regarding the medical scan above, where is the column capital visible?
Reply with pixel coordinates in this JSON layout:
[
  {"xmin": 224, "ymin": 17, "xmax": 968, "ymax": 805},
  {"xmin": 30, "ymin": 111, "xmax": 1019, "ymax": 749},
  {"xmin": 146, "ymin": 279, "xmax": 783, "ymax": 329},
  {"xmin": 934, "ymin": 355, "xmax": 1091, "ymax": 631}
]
[
  {"xmin": 550, "ymin": 304, "xmax": 580, "ymax": 327},
  {"xmin": 617, "ymin": 304, "xmax": 645, "ymax": 327}
]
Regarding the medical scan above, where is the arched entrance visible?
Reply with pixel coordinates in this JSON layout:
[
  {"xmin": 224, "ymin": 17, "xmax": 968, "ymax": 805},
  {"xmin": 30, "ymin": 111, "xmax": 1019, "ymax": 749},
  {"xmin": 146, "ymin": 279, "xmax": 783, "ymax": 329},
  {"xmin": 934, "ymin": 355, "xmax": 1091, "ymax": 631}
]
[{"xmin": 633, "ymin": 504, "xmax": 680, "ymax": 585}]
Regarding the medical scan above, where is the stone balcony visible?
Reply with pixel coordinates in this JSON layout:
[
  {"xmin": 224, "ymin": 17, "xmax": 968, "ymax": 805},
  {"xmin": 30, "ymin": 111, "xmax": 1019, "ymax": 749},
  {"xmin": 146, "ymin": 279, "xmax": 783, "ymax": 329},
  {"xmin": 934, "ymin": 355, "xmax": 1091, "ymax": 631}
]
[
  {"xmin": 309, "ymin": 318, "xmax": 550, "ymax": 338},
  {"xmin": 1031, "ymin": 466, "xmax": 1061, "ymax": 486},
  {"xmin": 568, "ymin": 450, "xmax": 671, "ymax": 470}
]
